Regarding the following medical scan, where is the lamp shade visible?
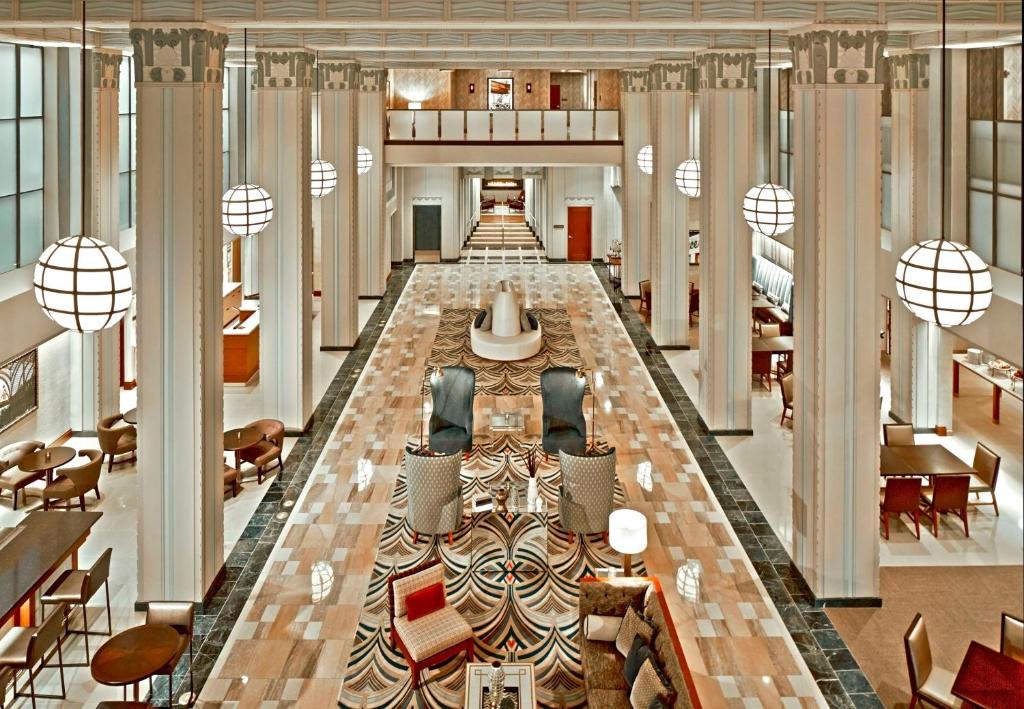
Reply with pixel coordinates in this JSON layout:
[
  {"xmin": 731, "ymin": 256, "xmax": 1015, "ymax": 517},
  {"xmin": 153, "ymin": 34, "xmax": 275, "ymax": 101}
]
[
  {"xmin": 608, "ymin": 509, "xmax": 647, "ymax": 555},
  {"xmin": 222, "ymin": 183, "xmax": 274, "ymax": 237},
  {"xmin": 311, "ymin": 159, "xmax": 337, "ymax": 198},
  {"xmin": 636, "ymin": 145, "xmax": 653, "ymax": 175},
  {"xmin": 895, "ymin": 239, "xmax": 993, "ymax": 327},
  {"xmin": 33, "ymin": 235, "xmax": 133, "ymax": 333},
  {"xmin": 743, "ymin": 183, "xmax": 795, "ymax": 236},
  {"xmin": 675, "ymin": 159, "xmax": 700, "ymax": 197},
  {"xmin": 357, "ymin": 145, "xmax": 373, "ymax": 175}
]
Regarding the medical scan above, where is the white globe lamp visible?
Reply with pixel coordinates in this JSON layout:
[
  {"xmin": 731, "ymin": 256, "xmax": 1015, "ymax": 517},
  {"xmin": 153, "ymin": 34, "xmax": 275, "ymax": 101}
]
[
  {"xmin": 675, "ymin": 160, "xmax": 700, "ymax": 197},
  {"xmin": 311, "ymin": 159, "xmax": 337, "ymax": 198},
  {"xmin": 895, "ymin": 239, "xmax": 992, "ymax": 327},
  {"xmin": 34, "ymin": 236, "xmax": 133, "ymax": 333},
  {"xmin": 222, "ymin": 184, "xmax": 274, "ymax": 237},
  {"xmin": 743, "ymin": 183, "xmax": 795, "ymax": 237},
  {"xmin": 636, "ymin": 145, "xmax": 653, "ymax": 176},
  {"xmin": 357, "ymin": 145, "xmax": 373, "ymax": 175}
]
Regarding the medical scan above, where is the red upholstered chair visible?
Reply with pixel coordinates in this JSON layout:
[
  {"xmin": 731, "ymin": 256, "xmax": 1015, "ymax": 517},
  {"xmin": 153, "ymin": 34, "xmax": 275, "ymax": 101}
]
[
  {"xmin": 921, "ymin": 475, "xmax": 971, "ymax": 538},
  {"xmin": 388, "ymin": 559, "xmax": 474, "ymax": 689},
  {"xmin": 879, "ymin": 477, "xmax": 922, "ymax": 540}
]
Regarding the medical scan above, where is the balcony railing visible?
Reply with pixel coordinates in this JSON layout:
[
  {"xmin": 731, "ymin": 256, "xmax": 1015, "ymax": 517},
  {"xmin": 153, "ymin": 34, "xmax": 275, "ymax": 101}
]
[{"xmin": 386, "ymin": 109, "xmax": 620, "ymax": 143}]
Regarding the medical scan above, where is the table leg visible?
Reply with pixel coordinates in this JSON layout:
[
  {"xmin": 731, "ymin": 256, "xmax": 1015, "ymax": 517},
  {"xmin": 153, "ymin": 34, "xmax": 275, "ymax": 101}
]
[
  {"xmin": 992, "ymin": 385, "xmax": 1001, "ymax": 422},
  {"xmin": 72, "ymin": 548, "xmax": 79, "ymax": 569},
  {"xmin": 953, "ymin": 361, "xmax": 960, "ymax": 396},
  {"xmin": 234, "ymin": 451, "xmax": 241, "ymax": 471},
  {"xmin": 133, "ymin": 682, "xmax": 140, "ymax": 701}
]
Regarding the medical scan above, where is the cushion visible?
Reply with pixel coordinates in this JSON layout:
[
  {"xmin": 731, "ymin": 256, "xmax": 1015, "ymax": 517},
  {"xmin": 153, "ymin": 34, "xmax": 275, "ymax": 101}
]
[
  {"xmin": 392, "ymin": 564, "xmax": 444, "ymax": 618},
  {"xmin": 629, "ymin": 658, "xmax": 673, "ymax": 709},
  {"xmin": 519, "ymin": 309, "xmax": 532, "ymax": 333},
  {"xmin": 647, "ymin": 697, "xmax": 669, "ymax": 709},
  {"xmin": 480, "ymin": 306, "xmax": 493, "ymax": 331},
  {"xmin": 392, "ymin": 604, "xmax": 473, "ymax": 662},
  {"xmin": 581, "ymin": 639, "xmax": 630, "ymax": 691},
  {"xmin": 615, "ymin": 605, "xmax": 655, "ymax": 657},
  {"xmin": 406, "ymin": 582, "xmax": 445, "ymax": 621},
  {"xmin": 624, "ymin": 634, "xmax": 655, "ymax": 685},
  {"xmin": 473, "ymin": 309, "xmax": 487, "ymax": 329},
  {"xmin": 585, "ymin": 614, "xmax": 622, "ymax": 643}
]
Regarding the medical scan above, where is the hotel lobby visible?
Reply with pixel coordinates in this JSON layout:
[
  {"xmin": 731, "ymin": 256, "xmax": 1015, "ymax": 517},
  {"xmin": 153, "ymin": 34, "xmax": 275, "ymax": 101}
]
[{"xmin": 0, "ymin": 1, "xmax": 1022, "ymax": 707}]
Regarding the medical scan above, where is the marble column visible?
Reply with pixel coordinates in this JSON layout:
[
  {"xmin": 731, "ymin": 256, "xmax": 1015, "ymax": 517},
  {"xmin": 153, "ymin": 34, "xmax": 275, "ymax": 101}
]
[
  {"xmin": 73, "ymin": 48, "xmax": 122, "ymax": 432},
  {"xmin": 253, "ymin": 49, "xmax": 314, "ymax": 432},
  {"xmin": 789, "ymin": 26, "xmax": 887, "ymax": 601},
  {"xmin": 358, "ymin": 68, "xmax": 388, "ymax": 297},
  {"xmin": 696, "ymin": 51, "xmax": 757, "ymax": 434},
  {"xmin": 318, "ymin": 61, "xmax": 360, "ymax": 350},
  {"xmin": 649, "ymin": 61, "xmax": 693, "ymax": 349},
  {"xmin": 130, "ymin": 24, "xmax": 226, "ymax": 603},
  {"xmin": 620, "ymin": 69, "xmax": 651, "ymax": 297}
]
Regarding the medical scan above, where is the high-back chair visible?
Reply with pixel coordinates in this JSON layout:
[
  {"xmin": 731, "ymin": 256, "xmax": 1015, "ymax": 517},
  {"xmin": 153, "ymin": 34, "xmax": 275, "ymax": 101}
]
[
  {"xmin": 145, "ymin": 601, "xmax": 196, "ymax": 706},
  {"xmin": 969, "ymin": 442, "xmax": 1001, "ymax": 515},
  {"xmin": 0, "ymin": 440, "xmax": 45, "ymax": 509},
  {"xmin": 921, "ymin": 475, "xmax": 971, "ymax": 538},
  {"xmin": 904, "ymin": 613, "xmax": 960, "ymax": 709},
  {"xmin": 541, "ymin": 367, "xmax": 587, "ymax": 457},
  {"xmin": 428, "ymin": 366, "xmax": 475, "ymax": 456},
  {"xmin": 0, "ymin": 602, "xmax": 68, "ymax": 707},
  {"xmin": 40, "ymin": 547, "xmax": 113, "ymax": 664},
  {"xmin": 42, "ymin": 449, "xmax": 103, "ymax": 511},
  {"xmin": 879, "ymin": 477, "xmax": 922, "ymax": 540},
  {"xmin": 558, "ymin": 448, "xmax": 617, "ymax": 544},
  {"xmin": 780, "ymin": 373, "xmax": 794, "ymax": 426},
  {"xmin": 1001, "ymin": 613, "xmax": 1024, "ymax": 662},
  {"xmin": 883, "ymin": 423, "xmax": 915, "ymax": 446},
  {"xmin": 404, "ymin": 448, "xmax": 463, "ymax": 545},
  {"xmin": 97, "ymin": 413, "xmax": 138, "ymax": 472}
]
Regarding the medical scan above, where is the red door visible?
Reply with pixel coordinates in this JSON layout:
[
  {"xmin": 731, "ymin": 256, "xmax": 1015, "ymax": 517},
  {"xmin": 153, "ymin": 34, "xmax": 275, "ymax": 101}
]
[
  {"xmin": 567, "ymin": 206, "xmax": 592, "ymax": 262},
  {"xmin": 550, "ymin": 84, "xmax": 561, "ymax": 110}
]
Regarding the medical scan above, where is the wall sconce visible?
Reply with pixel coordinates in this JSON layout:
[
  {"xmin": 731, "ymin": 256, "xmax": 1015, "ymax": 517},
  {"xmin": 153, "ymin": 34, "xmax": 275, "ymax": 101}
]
[
  {"xmin": 469, "ymin": 83, "xmax": 475, "ymax": 94},
  {"xmin": 526, "ymin": 82, "xmax": 532, "ymax": 93}
]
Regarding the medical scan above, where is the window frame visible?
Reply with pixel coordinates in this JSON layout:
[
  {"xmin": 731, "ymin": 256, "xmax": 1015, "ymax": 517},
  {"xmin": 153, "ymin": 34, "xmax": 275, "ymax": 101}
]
[
  {"xmin": 118, "ymin": 55, "xmax": 136, "ymax": 230},
  {"xmin": 777, "ymin": 67, "xmax": 793, "ymax": 191}
]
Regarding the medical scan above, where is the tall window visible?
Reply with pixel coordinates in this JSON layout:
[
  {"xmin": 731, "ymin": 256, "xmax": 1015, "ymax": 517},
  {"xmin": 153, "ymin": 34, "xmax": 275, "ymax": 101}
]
[
  {"xmin": 118, "ymin": 56, "xmax": 136, "ymax": 230},
  {"xmin": 880, "ymin": 60, "xmax": 893, "ymax": 232},
  {"xmin": 778, "ymin": 68, "xmax": 793, "ymax": 190},
  {"xmin": 967, "ymin": 45, "xmax": 1022, "ymax": 274},
  {"xmin": 222, "ymin": 69, "xmax": 230, "ymax": 193},
  {"xmin": 0, "ymin": 42, "xmax": 44, "ymax": 275}
]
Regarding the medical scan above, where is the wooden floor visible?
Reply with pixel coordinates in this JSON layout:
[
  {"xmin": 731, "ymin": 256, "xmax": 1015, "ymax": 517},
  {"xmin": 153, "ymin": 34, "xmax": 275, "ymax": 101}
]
[{"xmin": 199, "ymin": 263, "xmax": 822, "ymax": 707}]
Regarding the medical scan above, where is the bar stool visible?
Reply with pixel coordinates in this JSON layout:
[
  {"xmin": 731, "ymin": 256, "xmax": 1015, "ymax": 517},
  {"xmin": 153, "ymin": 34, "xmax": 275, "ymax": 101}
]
[
  {"xmin": 39, "ymin": 547, "xmax": 113, "ymax": 665},
  {"xmin": 0, "ymin": 603, "xmax": 68, "ymax": 708}
]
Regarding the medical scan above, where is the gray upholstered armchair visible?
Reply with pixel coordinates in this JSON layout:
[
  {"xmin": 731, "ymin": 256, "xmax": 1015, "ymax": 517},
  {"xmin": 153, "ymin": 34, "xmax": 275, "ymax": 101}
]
[
  {"xmin": 558, "ymin": 448, "xmax": 617, "ymax": 543},
  {"xmin": 405, "ymin": 448, "xmax": 464, "ymax": 544},
  {"xmin": 429, "ymin": 366, "xmax": 475, "ymax": 456},
  {"xmin": 541, "ymin": 366, "xmax": 587, "ymax": 457}
]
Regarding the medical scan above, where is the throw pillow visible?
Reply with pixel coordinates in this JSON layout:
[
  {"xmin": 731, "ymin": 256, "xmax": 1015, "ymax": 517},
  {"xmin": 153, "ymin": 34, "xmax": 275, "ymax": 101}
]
[
  {"xmin": 405, "ymin": 582, "xmax": 445, "ymax": 621},
  {"xmin": 629, "ymin": 657, "xmax": 673, "ymax": 709},
  {"xmin": 526, "ymin": 313, "xmax": 539, "ymax": 331},
  {"xmin": 615, "ymin": 605, "xmax": 655, "ymax": 656},
  {"xmin": 519, "ymin": 309, "xmax": 532, "ymax": 333},
  {"xmin": 624, "ymin": 634, "xmax": 655, "ymax": 685},
  {"xmin": 480, "ymin": 306, "xmax": 493, "ymax": 331},
  {"xmin": 473, "ymin": 309, "xmax": 487, "ymax": 328},
  {"xmin": 584, "ymin": 614, "xmax": 622, "ymax": 642}
]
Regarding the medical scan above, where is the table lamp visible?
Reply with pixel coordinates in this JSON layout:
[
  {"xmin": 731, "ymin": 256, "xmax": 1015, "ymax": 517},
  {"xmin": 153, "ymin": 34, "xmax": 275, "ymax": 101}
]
[{"xmin": 609, "ymin": 509, "xmax": 647, "ymax": 576}]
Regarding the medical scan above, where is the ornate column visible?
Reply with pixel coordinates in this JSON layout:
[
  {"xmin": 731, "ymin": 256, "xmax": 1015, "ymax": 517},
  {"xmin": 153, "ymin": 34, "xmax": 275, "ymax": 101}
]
[
  {"xmin": 696, "ymin": 51, "xmax": 756, "ymax": 434},
  {"xmin": 253, "ymin": 49, "xmax": 314, "ymax": 432},
  {"xmin": 649, "ymin": 61, "xmax": 693, "ymax": 348},
  {"xmin": 620, "ymin": 69, "xmax": 651, "ymax": 297},
  {"xmin": 130, "ymin": 24, "xmax": 226, "ymax": 603},
  {"xmin": 358, "ymin": 68, "xmax": 388, "ymax": 297},
  {"xmin": 789, "ymin": 25, "xmax": 887, "ymax": 601},
  {"xmin": 318, "ymin": 61, "xmax": 360, "ymax": 350}
]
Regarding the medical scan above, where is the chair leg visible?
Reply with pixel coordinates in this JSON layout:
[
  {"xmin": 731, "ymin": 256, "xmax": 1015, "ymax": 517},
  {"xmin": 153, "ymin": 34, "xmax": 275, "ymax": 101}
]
[
  {"xmin": 447, "ymin": 531, "xmax": 453, "ymax": 545},
  {"xmin": 57, "ymin": 635, "xmax": 66, "ymax": 698},
  {"xmin": 412, "ymin": 530, "xmax": 419, "ymax": 544},
  {"xmin": 82, "ymin": 604, "xmax": 91, "ymax": 661},
  {"xmin": 29, "ymin": 667, "xmax": 37, "ymax": 709},
  {"xmin": 882, "ymin": 512, "xmax": 890, "ymax": 540},
  {"xmin": 107, "ymin": 454, "xmax": 114, "ymax": 473},
  {"xmin": 79, "ymin": 496, "xmax": 86, "ymax": 511},
  {"xmin": 913, "ymin": 511, "xmax": 920, "ymax": 540},
  {"xmin": 961, "ymin": 507, "xmax": 969, "ymax": 538},
  {"xmin": 993, "ymin": 494, "xmax": 999, "ymax": 516},
  {"xmin": 105, "ymin": 581, "xmax": 113, "ymax": 636}
]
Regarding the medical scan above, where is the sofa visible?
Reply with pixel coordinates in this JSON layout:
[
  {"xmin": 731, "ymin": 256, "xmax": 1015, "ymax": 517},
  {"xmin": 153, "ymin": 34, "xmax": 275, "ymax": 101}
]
[
  {"xmin": 578, "ymin": 576, "xmax": 698, "ymax": 708},
  {"xmin": 470, "ymin": 280, "xmax": 543, "ymax": 361}
]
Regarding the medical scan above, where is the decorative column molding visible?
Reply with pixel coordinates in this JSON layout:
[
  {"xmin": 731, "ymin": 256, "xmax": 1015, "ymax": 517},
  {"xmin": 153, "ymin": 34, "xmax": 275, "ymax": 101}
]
[
  {"xmin": 649, "ymin": 61, "xmax": 694, "ymax": 349},
  {"xmin": 696, "ymin": 50, "xmax": 756, "ymax": 434},
  {"xmin": 253, "ymin": 48, "xmax": 315, "ymax": 432},
  {"xmin": 358, "ymin": 66, "xmax": 388, "ymax": 296},
  {"xmin": 619, "ymin": 69, "xmax": 652, "ymax": 296},
  {"xmin": 319, "ymin": 60, "xmax": 360, "ymax": 349},
  {"xmin": 130, "ymin": 22, "xmax": 227, "ymax": 603},
  {"xmin": 789, "ymin": 24, "xmax": 887, "ymax": 602}
]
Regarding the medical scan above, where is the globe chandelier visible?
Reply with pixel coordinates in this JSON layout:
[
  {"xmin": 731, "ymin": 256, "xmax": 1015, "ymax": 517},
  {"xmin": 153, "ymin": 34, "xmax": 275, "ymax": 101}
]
[
  {"xmin": 895, "ymin": 0, "xmax": 991, "ymax": 326},
  {"xmin": 676, "ymin": 53, "xmax": 701, "ymax": 198},
  {"xmin": 357, "ymin": 145, "xmax": 373, "ymax": 175},
  {"xmin": 222, "ymin": 28, "xmax": 274, "ymax": 237},
  {"xmin": 636, "ymin": 145, "xmax": 653, "ymax": 175},
  {"xmin": 743, "ymin": 29, "xmax": 795, "ymax": 237},
  {"xmin": 310, "ymin": 51, "xmax": 337, "ymax": 198},
  {"xmin": 34, "ymin": 0, "xmax": 133, "ymax": 333}
]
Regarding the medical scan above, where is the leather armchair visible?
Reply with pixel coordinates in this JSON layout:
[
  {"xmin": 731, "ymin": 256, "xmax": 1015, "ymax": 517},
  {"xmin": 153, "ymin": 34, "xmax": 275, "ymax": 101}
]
[
  {"xmin": 239, "ymin": 419, "xmax": 284, "ymax": 483},
  {"xmin": 541, "ymin": 367, "xmax": 587, "ymax": 457},
  {"xmin": 42, "ymin": 449, "xmax": 103, "ymax": 511},
  {"xmin": 0, "ymin": 440, "xmax": 44, "ymax": 509},
  {"xmin": 98, "ymin": 414, "xmax": 137, "ymax": 472},
  {"xmin": 558, "ymin": 448, "xmax": 617, "ymax": 543},
  {"xmin": 429, "ymin": 366, "xmax": 475, "ymax": 456},
  {"xmin": 405, "ymin": 448, "xmax": 463, "ymax": 544}
]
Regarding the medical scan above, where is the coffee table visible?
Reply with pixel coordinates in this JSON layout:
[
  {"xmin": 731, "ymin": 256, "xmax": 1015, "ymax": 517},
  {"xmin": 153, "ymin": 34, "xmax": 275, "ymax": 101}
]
[
  {"xmin": 91, "ymin": 623, "xmax": 183, "ymax": 701},
  {"xmin": 464, "ymin": 661, "xmax": 537, "ymax": 709},
  {"xmin": 18, "ymin": 446, "xmax": 77, "ymax": 491},
  {"xmin": 470, "ymin": 481, "xmax": 548, "ymax": 576}
]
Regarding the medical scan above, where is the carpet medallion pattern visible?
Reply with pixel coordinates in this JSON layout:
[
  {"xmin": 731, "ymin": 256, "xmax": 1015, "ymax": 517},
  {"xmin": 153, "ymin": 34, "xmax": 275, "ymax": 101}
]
[{"xmin": 339, "ymin": 434, "xmax": 639, "ymax": 709}]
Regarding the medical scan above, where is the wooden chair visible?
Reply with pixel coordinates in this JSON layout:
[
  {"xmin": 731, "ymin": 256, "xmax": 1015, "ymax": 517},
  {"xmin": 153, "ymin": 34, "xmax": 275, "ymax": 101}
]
[
  {"xmin": 97, "ymin": 414, "xmax": 137, "ymax": 472},
  {"xmin": 780, "ymin": 373, "xmax": 794, "ymax": 426},
  {"xmin": 968, "ymin": 442, "xmax": 1001, "ymax": 515},
  {"xmin": 1001, "ymin": 613, "xmax": 1024, "ymax": 662},
  {"xmin": 883, "ymin": 423, "xmax": 915, "ymax": 446},
  {"xmin": 904, "ymin": 613, "xmax": 961, "ymax": 709},
  {"xmin": 42, "ymin": 450, "xmax": 103, "ymax": 511},
  {"xmin": 238, "ymin": 419, "xmax": 284, "ymax": 484},
  {"xmin": 145, "ymin": 601, "xmax": 195, "ymax": 706},
  {"xmin": 638, "ymin": 280, "xmax": 651, "ymax": 319},
  {"xmin": 921, "ymin": 475, "xmax": 971, "ymax": 538},
  {"xmin": 879, "ymin": 477, "xmax": 922, "ymax": 540}
]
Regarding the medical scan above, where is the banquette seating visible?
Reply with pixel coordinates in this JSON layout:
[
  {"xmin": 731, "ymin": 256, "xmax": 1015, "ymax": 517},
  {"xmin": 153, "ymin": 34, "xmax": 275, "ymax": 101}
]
[{"xmin": 752, "ymin": 255, "xmax": 794, "ymax": 330}]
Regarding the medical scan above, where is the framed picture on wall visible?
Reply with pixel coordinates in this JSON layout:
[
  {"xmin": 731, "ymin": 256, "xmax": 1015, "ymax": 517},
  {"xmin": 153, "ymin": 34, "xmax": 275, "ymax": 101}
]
[
  {"xmin": 488, "ymin": 77, "xmax": 514, "ymax": 110},
  {"xmin": 0, "ymin": 349, "xmax": 38, "ymax": 434}
]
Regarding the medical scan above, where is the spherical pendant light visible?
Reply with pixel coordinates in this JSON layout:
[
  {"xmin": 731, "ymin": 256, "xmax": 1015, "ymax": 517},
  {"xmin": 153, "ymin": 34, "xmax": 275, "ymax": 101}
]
[
  {"xmin": 34, "ymin": 235, "xmax": 133, "ymax": 333},
  {"xmin": 895, "ymin": 239, "xmax": 992, "ymax": 327},
  {"xmin": 743, "ymin": 183, "xmax": 795, "ymax": 236},
  {"xmin": 311, "ymin": 159, "xmax": 337, "ymax": 198},
  {"xmin": 357, "ymin": 145, "xmax": 373, "ymax": 175},
  {"xmin": 636, "ymin": 145, "xmax": 653, "ymax": 175},
  {"xmin": 222, "ymin": 184, "xmax": 274, "ymax": 237},
  {"xmin": 675, "ymin": 160, "xmax": 700, "ymax": 197}
]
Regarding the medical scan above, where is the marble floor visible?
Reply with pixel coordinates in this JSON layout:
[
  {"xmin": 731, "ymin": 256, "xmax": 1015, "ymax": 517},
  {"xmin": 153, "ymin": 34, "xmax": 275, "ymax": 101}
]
[{"xmin": 199, "ymin": 263, "xmax": 825, "ymax": 707}]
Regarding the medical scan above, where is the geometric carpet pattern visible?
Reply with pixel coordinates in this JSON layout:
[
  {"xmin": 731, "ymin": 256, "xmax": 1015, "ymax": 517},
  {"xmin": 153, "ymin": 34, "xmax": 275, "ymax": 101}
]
[{"xmin": 338, "ymin": 433, "xmax": 635, "ymax": 708}]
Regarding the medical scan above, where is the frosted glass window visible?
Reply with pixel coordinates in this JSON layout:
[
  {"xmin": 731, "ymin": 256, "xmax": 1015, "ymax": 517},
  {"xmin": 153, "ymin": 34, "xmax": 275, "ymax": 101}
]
[
  {"xmin": 996, "ymin": 122, "xmax": 1021, "ymax": 191},
  {"xmin": 995, "ymin": 196, "xmax": 1021, "ymax": 273},
  {"xmin": 118, "ymin": 56, "xmax": 137, "ymax": 228},
  {"xmin": 0, "ymin": 121, "xmax": 15, "ymax": 196},
  {"xmin": 969, "ymin": 121, "xmax": 993, "ymax": 180},
  {"xmin": 881, "ymin": 172, "xmax": 892, "ymax": 231},
  {"xmin": 19, "ymin": 47, "xmax": 42, "ymax": 117},
  {"xmin": 779, "ymin": 153, "xmax": 791, "ymax": 190},
  {"xmin": 18, "ymin": 190, "xmax": 42, "ymax": 263},
  {"xmin": 130, "ymin": 172, "xmax": 136, "ymax": 225},
  {"xmin": 119, "ymin": 173, "xmax": 130, "ymax": 230},
  {"xmin": 118, "ymin": 115, "xmax": 130, "ymax": 171},
  {"xmin": 881, "ymin": 118, "xmax": 892, "ymax": 172},
  {"xmin": 0, "ymin": 45, "xmax": 15, "ymax": 120},
  {"xmin": 118, "ymin": 60, "xmax": 131, "ymax": 114},
  {"xmin": 968, "ymin": 190, "xmax": 994, "ymax": 264},
  {"xmin": 779, "ymin": 111, "xmax": 790, "ymax": 152},
  {"xmin": 0, "ymin": 196, "xmax": 14, "ymax": 271},
  {"xmin": 18, "ymin": 119, "xmax": 43, "ymax": 192}
]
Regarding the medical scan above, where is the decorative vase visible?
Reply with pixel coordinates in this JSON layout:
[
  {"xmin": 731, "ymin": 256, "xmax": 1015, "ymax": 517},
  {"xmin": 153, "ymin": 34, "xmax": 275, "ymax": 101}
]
[
  {"xmin": 489, "ymin": 661, "xmax": 506, "ymax": 709},
  {"xmin": 527, "ymin": 477, "xmax": 538, "ymax": 510}
]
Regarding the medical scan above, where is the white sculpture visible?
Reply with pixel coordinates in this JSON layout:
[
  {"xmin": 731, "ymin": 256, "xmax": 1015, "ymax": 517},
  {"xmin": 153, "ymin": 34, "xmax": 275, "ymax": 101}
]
[{"xmin": 470, "ymin": 280, "xmax": 543, "ymax": 361}]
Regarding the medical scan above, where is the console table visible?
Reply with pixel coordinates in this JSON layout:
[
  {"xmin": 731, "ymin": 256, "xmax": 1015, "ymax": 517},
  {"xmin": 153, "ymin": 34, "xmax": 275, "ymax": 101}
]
[{"xmin": 952, "ymin": 353, "xmax": 1022, "ymax": 423}]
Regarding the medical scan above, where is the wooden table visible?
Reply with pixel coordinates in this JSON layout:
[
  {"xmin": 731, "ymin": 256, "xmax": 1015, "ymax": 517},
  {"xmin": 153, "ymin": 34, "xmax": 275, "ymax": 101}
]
[
  {"xmin": 18, "ymin": 446, "xmax": 76, "ymax": 486},
  {"xmin": 879, "ymin": 445, "xmax": 976, "ymax": 478},
  {"xmin": 224, "ymin": 427, "xmax": 261, "ymax": 470},
  {"xmin": 91, "ymin": 623, "xmax": 183, "ymax": 701},
  {"xmin": 122, "ymin": 408, "xmax": 138, "ymax": 425},
  {"xmin": 0, "ymin": 511, "xmax": 102, "ymax": 626},
  {"xmin": 464, "ymin": 661, "xmax": 537, "ymax": 709},
  {"xmin": 953, "ymin": 354, "xmax": 1022, "ymax": 423},
  {"xmin": 952, "ymin": 640, "xmax": 1024, "ymax": 708},
  {"xmin": 752, "ymin": 336, "xmax": 794, "ymax": 354}
]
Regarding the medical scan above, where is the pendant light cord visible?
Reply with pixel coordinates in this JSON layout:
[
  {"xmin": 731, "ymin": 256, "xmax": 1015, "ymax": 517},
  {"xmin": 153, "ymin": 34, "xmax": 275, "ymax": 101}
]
[
  {"xmin": 243, "ymin": 28, "xmax": 248, "ymax": 185},
  {"xmin": 314, "ymin": 50, "xmax": 319, "ymax": 161},
  {"xmin": 768, "ymin": 28, "xmax": 773, "ymax": 185},
  {"xmin": 940, "ymin": 0, "xmax": 947, "ymax": 241},
  {"xmin": 81, "ymin": 0, "xmax": 86, "ymax": 234}
]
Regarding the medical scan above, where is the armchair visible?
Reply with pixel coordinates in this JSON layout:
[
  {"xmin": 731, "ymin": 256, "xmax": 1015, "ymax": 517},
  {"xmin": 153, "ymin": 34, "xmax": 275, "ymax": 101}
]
[
  {"xmin": 97, "ymin": 414, "xmax": 137, "ymax": 472},
  {"xmin": 42, "ymin": 449, "xmax": 103, "ymax": 511},
  {"xmin": 429, "ymin": 366, "xmax": 475, "ymax": 456},
  {"xmin": 405, "ymin": 448, "xmax": 463, "ymax": 544},
  {"xmin": 238, "ymin": 419, "xmax": 284, "ymax": 483},
  {"xmin": 558, "ymin": 448, "xmax": 617, "ymax": 543},
  {"xmin": 541, "ymin": 367, "xmax": 588, "ymax": 457},
  {"xmin": 0, "ymin": 440, "xmax": 44, "ymax": 510}
]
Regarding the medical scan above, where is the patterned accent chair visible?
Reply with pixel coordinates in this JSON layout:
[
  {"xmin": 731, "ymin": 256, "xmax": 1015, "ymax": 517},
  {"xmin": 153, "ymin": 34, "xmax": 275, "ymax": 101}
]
[
  {"xmin": 388, "ymin": 559, "xmax": 474, "ymax": 689},
  {"xmin": 405, "ymin": 448, "xmax": 464, "ymax": 544},
  {"xmin": 429, "ymin": 366, "xmax": 475, "ymax": 456},
  {"xmin": 541, "ymin": 367, "xmax": 587, "ymax": 457},
  {"xmin": 558, "ymin": 448, "xmax": 617, "ymax": 543},
  {"xmin": 0, "ymin": 440, "xmax": 44, "ymax": 510}
]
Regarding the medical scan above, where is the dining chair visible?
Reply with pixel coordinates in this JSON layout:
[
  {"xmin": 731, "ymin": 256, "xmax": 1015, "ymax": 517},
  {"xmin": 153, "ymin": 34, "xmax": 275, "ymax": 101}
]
[
  {"xmin": 97, "ymin": 414, "xmax": 137, "ymax": 473},
  {"xmin": 42, "ymin": 449, "xmax": 103, "ymax": 511},
  {"xmin": 879, "ymin": 477, "xmax": 922, "ymax": 540},
  {"xmin": 883, "ymin": 423, "xmax": 915, "ymax": 446},
  {"xmin": 638, "ymin": 280, "xmax": 651, "ymax": 318},
  {"xmin": 1001, "ymin": 613, "xmax": 1024, "ymax": 662},
  {"xmin": 780, "ymin": 373, "xmax": 794, "ymax": 426},
  {"xmin": 145, "ymin": 601, "xmax": 195, "ymax": 706},
  {"xmin": 920, "ymin": 475, "xmax": 971, "ymax": 538},
  {"xmin": 39, "ymin": 547, "xmax": 113, "ymax": 665},
  {"xmin": 688, "ymin": 283, "xmax": 699, "ymax": 327},
  {"xmin": 904, "ymin": 613, "xmax": 961, "ymax": 709},
  {"xmin": 0, "ymin": 602, "xmax": 68, "ymax": 708},
  {"xmin": 968, "ymin": 442, "xmax": 1001, "ymax": 515}
]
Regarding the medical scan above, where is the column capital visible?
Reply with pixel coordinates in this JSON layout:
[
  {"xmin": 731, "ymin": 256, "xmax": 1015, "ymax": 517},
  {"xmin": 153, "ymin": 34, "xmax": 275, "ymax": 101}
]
[
  {"xmin": 359, "ymin": 67, "xmax": 387, "ymax": 91},
  {"xmin": 788, "ymin": 24, "xmax": 888, "ymax": 85},
  {"xmin": 318, "ymin": 61, "xmax": 361, "ymax": 90},
  {"xmin": 253, "ymin": 49, "xmax": 315, "ymax": 89},
  {"xmin": 620, "ymin": 68, "xmax": 651, "ymax": 93},
  {"xmin": 696, "ymin": 51, "xmax": 756, "ymax": 90},
  {"xmin": 128, "ymin": 23, "xmax": 228, "ymax": 85},
  {"xmin": 648, "ymin": 61, "xmax": 695, "ymax": 92},
  {"xmin": 91, "ymin": 48, "xmax": 122, "ymax": 90},
  {"xmin": 888, "ymin": 50, "xmax": 930, "ymax": 90}
]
